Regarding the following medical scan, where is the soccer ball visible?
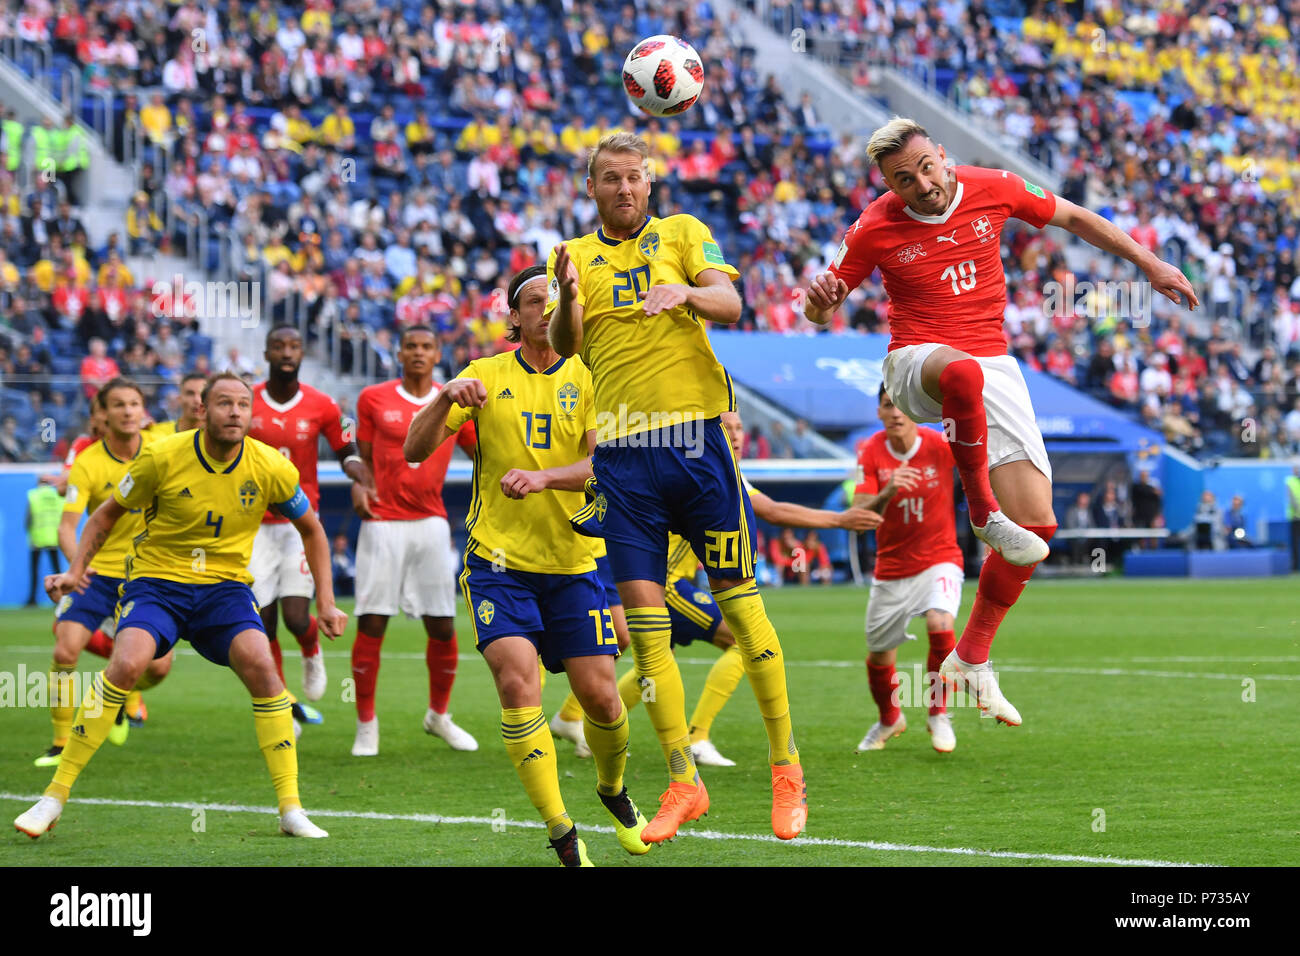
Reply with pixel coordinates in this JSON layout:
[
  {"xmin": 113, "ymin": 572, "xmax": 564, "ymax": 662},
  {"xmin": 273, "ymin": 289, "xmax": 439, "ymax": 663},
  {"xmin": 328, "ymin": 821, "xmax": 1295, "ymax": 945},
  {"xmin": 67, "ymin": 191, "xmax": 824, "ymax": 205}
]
[{"xmin": 621, "ymin": 35, "xmax": 704, "ymax": 117}]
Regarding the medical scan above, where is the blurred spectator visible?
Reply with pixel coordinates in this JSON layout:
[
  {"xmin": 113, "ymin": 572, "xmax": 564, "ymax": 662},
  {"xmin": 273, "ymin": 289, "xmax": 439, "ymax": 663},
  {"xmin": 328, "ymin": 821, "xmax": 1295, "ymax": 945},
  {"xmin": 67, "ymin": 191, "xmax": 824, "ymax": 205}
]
[
  {"xmin": 1190, "ymin": 491, "xmax": 1226, "ymax": 551},
  {"xmin": 332, "ymin": 532, "xmax": 355, "ymax": 596},
  {"xmin": 79, "ymin": 338, "xmax": 119, "ymax": 401},
  {"xmin": 1063, "ymin": 490, "xmax": 1093, "ymax": 565},
  {"xmin": 26, "ymin": 477, "xmax": 63, "ymax": 605},
  {"xmin": 1225, "ymin": 494, "xmax": 1254, "ymax": 548},
  {"xmin": 1287, "ymin": 464, "xmax": 1300, "ymax": 570},
  {"xmin": 803, "ymin": 530, "xmax": 832, "ymax": 585}
]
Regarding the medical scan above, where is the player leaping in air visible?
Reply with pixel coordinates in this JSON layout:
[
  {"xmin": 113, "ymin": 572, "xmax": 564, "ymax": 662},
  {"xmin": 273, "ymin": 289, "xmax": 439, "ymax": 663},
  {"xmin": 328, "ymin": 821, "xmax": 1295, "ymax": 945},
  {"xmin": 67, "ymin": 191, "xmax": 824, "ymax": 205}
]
[
  {"xmin": 405, "ymin": 265, "xmax": 652, "ymax": 867},
  {"xmin": 249, "ymin": 325, "xmax": 376, "ymax": 724},
  {"xmin": 17, "ymin": 373, "xmax": 346, "ymax": 840},
  {"xmin": 548, "ymin": 132, "xmax": 808, "ymax": 842},
  {"xmin": 804, "ymin": 117, "xmax": 1198, "ymax": 724}
]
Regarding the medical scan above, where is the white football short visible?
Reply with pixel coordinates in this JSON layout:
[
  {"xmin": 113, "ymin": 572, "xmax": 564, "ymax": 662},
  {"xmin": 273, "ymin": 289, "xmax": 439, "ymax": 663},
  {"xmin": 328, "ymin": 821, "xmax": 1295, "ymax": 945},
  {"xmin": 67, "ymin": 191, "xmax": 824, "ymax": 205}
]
[
  {"xmin": 864, "ymin": 561, "xmax": 964, "ymax": 652},
  {"xmin": 354, "ymin": 516, "xmax": 457, "ymax": 619},
  {"xmin": 249, "ymin": 521, "xmax": 315, "ymax": 607},
  {"xmin": 882, "ymin": 344, "xmax": 1053, "ymax": 482}
]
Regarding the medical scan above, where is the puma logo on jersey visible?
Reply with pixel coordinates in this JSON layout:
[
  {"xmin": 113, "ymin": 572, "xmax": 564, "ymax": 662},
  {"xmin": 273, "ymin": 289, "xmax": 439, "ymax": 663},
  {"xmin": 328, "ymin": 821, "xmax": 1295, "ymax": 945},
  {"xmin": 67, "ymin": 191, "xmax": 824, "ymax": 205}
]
[
  {"xmin": 951, "ymin": 438, "xmax": 984, "ymax": 447},
  {"xmin": 271, "ymin": 417, "xmax": 286, "ymax": 428},
  {"xmin": 937, "ymin": 231, "xmax": 958, "ymax": 245}
]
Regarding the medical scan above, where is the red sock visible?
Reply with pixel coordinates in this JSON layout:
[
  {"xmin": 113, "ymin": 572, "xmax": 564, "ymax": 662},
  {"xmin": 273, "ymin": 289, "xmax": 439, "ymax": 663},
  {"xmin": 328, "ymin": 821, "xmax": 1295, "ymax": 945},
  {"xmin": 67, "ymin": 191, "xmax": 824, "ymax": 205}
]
[
  {"xmin": 84, "ymin": 628, "xmax": 114, "ymax": 659},
  {"xmin": 352, "ymin": 631, "xmax": 384, "ymax": 722},
  {"xmin": 927, "ymin": 629, "xmax": 956, "ymax": 715},
  {"xmin": 268, "ymin": 637, "xmax": 286, "ymax": 686},
  {"xmin": 957, "ymin": 525, "xmax": 1057, "ymax": 665},
  {"xmin": 866, "ymin": 661, "xmax": 901, "ymax": 726},
  {"xmin": 939, "ymin": 359, "xmax": 999, "ymax": 526},
  {"xmin": 296, "ymin": 615, "xmax": 320, "ymax": 658},
  {"xmin": 426, "ymin": 634, "xmax": 458, "ymax": 714}
]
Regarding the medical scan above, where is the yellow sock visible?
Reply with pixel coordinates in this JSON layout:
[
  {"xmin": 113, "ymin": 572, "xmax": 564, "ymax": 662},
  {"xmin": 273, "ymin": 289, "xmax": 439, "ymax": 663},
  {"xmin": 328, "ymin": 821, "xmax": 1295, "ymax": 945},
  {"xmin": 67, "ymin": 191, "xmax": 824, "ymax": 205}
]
[
  {"xmin": 583, "ymin": 700, "xmax": 629, "ymax": 796},
  {"xmin": 713, "ymin": 582, "xmax": 799, "ymax": 766},
  {"xmin": 626, "ymin": 606, "xmax": 695, "ymax": 784},
  {"xmin": 689, "ymin": 644, "xmax": 746, "ymax": 743},
  {"xmin": 49, "ymin": 661, "xmax": 77, "ymax": 747},
  {"xmin": 558, "ymin": 690, "xmax": 583, "ymax": 723},
  {"xmin": 47, "ymin": 671, "xmax": 127, "ymax": 802},
  {"xmin": 501, "ymin": 706, "xmax": 571, "ymax": 839},
  {"xmin": 252, "ymin": 692, "xmax": 300, "ymax": 814},
  {"xmin": 617, "ymin": 666, "xmax": 642, "ymax": 713}
]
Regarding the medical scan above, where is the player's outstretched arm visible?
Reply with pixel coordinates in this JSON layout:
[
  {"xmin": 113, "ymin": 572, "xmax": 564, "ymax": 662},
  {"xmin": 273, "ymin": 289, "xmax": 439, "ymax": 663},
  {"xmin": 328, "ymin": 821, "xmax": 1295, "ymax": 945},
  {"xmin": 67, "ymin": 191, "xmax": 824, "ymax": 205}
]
[
  {"xmin": 46, "ymin": 498, "xmax": 127, "ymax": 600},
  {"xmin": 803, "ymin": 272, "xmax": 850, "ymax": 326},
  {"xmin": 640, "ymin": 269, "xmax": 742, "ymax": 324},
  {"xmin": 403, "ymin": 378, "xmax": 487, "ymax": 462},
  {"xmin": 57, "ymin": 511, "xmax": 81, "ymax": 563},
  {"xmin": 548, "ymin": 242, "xmax": 584, "ymax": 357},
  {"xmin": 289, "ymin": 508, "xmax": 347, "ymax": 639},
  {"xmin": 1048, "ymin": 198, "xmax": 1200, "ymax": 309},
  {"xmin": 500, "ymin": 429, "xmax": 596, "ymax": 499},
  {"xmin": 751, "ymin": 489, "xmax": 883, "ymax": 531}
]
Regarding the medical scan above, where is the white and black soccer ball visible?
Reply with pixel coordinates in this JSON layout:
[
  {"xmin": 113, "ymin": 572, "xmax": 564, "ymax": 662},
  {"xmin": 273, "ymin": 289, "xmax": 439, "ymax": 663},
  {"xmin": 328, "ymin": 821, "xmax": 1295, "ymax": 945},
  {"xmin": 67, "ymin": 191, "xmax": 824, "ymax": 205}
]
[{"xmin": 621, "ymin": 35, "xmax": 704, "ymax": 117}]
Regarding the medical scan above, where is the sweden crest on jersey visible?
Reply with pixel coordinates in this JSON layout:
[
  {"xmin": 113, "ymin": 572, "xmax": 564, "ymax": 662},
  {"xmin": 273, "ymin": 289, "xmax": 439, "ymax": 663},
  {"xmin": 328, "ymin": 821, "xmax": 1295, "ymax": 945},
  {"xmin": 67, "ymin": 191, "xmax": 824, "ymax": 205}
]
[
  {"xmin": 239, "ymin": 479, "xmax": 260, "ymax": 510},
  {"xmin": 557, "ymin": 382, "xmax": 579, "ymax": 418},
  {"xmin": 638, "ymin": 232, "xmax": 660, "ymax": 258}
]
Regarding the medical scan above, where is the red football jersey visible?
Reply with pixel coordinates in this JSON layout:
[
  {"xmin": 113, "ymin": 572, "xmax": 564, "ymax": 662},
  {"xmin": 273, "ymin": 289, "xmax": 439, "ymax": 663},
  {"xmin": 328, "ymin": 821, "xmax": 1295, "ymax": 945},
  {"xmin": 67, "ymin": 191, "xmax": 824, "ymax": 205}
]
[
  {"xmin": 855, "ymin": 427, "xmax": 963, "ymax": 580},
  {"xmin": 830, "ymin": 165, "xmax": 1057, "ymax": 357},
  {"xmin": 250, "ymin": 382, "xmax": 349, "ymax": 523},
  {"xmin": 66, "ymin": 434, "xmax": 95, "ymax": 466},
  {"xmin": 356, "ymin": 379, "xmax": 477, "ymax": 522}
]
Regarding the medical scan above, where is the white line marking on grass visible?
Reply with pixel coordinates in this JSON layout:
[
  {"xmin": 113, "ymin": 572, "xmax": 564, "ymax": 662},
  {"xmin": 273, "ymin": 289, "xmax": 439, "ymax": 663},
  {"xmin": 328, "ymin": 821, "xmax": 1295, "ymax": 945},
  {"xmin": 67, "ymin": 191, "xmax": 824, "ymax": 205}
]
[
  {"xmin": 5, "ymin": 647, "xmax": 1299, "ymax": 681},
  {"xmin": 0, "ymin": 792, "xmax": 1208, "ymax": 867}
]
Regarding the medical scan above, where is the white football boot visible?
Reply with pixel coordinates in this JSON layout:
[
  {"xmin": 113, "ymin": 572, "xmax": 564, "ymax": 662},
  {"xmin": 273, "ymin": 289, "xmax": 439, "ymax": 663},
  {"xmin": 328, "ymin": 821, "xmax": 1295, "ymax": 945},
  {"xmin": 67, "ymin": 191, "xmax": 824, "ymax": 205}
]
[
  {"xmin": 14, "ymin": 795, "xmax": 64, "ymax": 838},
  {"xmin": 971, "ymin": 510, "xmax": 1049, "ymax": 567},
  {"xmin": 424, "ymin": 709, "xmax": 478, "ymax": 751},
  {"xmin": 856, "ymin": 714, "xmax": 907, "ymax": 751},
  {"xmin": 689, "ymin": 738, "xmax": 736, "ymax": 767},
  {"xmin": 352, "ymin": 717, "xmax": 379, "ymax": 756},
  {"xmin": 940, "ymin": 651, "xmax": 1021, "ymax": 725},
  {"xmin": 280, "ymin": 807, "xmax": 329, "ymax": 838},
  {"xmin": 927, "ymin": 712, "xmax": 957, "ymax": 753},
  {"xmin": 548, "ymin": 713, "xmax": 591, "ymax": 758},
  {"xmin": 302, "ymin": 651, "xmax": 327, "ymax": 702}
]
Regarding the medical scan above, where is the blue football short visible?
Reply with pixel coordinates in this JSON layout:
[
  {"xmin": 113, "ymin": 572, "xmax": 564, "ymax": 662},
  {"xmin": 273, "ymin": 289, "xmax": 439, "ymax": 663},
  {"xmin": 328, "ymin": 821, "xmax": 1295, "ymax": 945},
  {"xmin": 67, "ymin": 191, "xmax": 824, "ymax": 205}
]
[
  {"xmin": 459, "ymin": 553, "xmax": 617, "ymax": 673},
  {"xmin": 665, "ymin": 578, "xmax": 723, "ymax": 647},
  {"xmin": 593, "ymin": 554, "xmax": 623, "ymax": 607},
  {"xmin": 115, "ymin": 578, "xmax": 266, "ymax": 667},
  {"xmin": 590, "ymin": 417, "xmax": 756, "ymax": 585},
  {"xmin": 55, "ymin": 574, "xmax": 126, "ymax": 632}
]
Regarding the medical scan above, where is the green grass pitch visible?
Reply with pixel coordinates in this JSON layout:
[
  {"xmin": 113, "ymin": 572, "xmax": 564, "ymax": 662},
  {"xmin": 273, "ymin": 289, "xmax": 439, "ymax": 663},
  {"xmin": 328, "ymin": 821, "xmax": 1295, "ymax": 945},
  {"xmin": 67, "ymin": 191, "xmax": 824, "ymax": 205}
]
[{"xmin": 1, "ymin": 578, "xmax": 1295, "ymax": 867}]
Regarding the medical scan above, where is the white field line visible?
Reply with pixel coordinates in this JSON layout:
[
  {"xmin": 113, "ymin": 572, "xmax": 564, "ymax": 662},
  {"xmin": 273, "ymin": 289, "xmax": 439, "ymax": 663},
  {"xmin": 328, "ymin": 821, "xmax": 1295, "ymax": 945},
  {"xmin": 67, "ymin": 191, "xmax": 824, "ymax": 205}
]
[
  {"xmin": 5, "ymin": 647, "xmax": 1299, "ymax": 681},
  {"xmin": 0, "ymin": 792, "xmax": 1209, "ymax": 867}
]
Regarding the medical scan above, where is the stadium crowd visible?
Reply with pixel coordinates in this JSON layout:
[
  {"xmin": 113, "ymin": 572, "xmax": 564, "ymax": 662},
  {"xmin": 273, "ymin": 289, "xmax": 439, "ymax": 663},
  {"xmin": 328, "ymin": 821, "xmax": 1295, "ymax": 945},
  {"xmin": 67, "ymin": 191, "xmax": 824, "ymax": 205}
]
[{"xmin": 0, "ymin": 0, "xmax": 1296, "ymax": 468}]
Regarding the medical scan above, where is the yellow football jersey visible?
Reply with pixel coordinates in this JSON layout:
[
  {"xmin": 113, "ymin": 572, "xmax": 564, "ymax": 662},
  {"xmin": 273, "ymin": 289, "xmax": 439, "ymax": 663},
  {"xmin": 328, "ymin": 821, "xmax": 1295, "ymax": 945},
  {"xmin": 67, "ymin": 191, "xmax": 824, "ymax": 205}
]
[
  {"xmin": 114, "ymin": 430, "xmax": 302, "ymax": 585},
  {"xmin": 64, "ymin": 433, "xmax": 155, "ymax": 579},
  {"xmin": 545, "ymin": 214, "xmax": 741, "ymax": 440},
  {"xmin": 445, "ymin": 350, "xmax": 601, "ymax": 574},
  {"xmin": 143, "ymin": 420, "xmax": 195, "ymax": 437}
]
